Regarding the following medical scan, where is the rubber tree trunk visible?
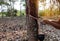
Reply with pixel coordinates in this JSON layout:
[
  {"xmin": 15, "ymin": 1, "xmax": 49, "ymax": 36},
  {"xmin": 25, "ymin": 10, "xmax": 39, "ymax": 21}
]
[{"xmin": 26, "ymin": 0, "xmax": 38, "ymax": 41}]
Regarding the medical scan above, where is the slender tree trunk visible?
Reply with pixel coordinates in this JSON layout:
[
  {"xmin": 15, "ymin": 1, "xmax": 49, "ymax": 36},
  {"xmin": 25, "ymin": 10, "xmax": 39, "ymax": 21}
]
[
  {"xmin": 20, "ymin": 1, "xmax": 22, "ymax": 16},
  {"xmin": 26, "ymin": 0, "xmax": 38, "ymax": 41},
  {"xmin": 12, "ymin": 2, "xmax": 14, "ymax": 16},
  {"xmin": 10, "ymin": 1, "xmax": 12, "ymax": 17},
  {"xmin": 1, "ymin": 5, "xmax": 3, "ymax": 18}
]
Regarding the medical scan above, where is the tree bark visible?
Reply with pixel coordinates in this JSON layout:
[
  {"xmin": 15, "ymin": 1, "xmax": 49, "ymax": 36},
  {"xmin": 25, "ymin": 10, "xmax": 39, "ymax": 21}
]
[{"xmin": 26, "ymin": 0, "xmax": 38, "ymax": 41}]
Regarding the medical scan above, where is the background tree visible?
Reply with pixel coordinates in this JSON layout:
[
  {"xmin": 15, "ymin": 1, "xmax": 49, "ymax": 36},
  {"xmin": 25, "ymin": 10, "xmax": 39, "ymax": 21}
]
[
  {"xmin": 20, "ymin": 0, "xmax": 26, "ymax": 16},
  {"xmin": 0, "ymin": 0, "xmax": 9, "ymax": 17},
  {"xmin": 9, "ymin": 0, "xmax": 18, "ymax": 16}
]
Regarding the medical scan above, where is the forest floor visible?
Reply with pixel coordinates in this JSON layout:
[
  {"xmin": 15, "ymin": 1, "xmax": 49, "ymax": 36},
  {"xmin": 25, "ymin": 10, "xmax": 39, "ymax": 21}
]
[
  {"xmin": 0, "ymin": 16, "xmax": 60, "ymax": 41},
  {"xmin": 0, "ymin": 16, "xmax": 27, "ymax": 41}
]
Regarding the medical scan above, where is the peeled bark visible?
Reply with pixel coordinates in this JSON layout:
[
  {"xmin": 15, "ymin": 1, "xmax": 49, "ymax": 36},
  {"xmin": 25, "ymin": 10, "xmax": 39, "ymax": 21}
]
[{"xmin": 26, "ymin": 0, "xmax": 38, "ymax": 41}]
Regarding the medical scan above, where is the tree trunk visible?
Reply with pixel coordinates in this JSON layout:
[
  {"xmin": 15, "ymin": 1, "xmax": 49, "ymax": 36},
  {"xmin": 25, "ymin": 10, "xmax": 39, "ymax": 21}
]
[
  {"xmin": 26, "ymin": 0, "xmax": 38, "ymax": 41},
  {"xmin": 1, "ymin": 5, "xmax": 3, "ymax": 18}
]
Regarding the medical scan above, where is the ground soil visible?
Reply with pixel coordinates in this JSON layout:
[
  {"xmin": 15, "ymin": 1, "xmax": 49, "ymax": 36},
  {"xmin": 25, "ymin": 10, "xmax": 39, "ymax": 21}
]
[{"xmin": 0, "ymin": 16, "xmax": 60, "ymax": 41}]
